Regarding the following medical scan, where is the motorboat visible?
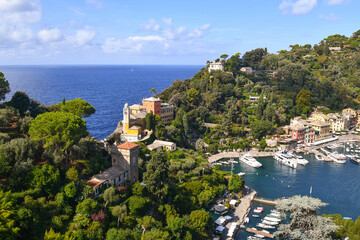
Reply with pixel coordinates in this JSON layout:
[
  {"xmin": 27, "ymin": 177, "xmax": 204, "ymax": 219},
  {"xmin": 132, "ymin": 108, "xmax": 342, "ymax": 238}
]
[
  {"xmin": 256, "ymin": 223, "xmax": 275, "ymax": 229},
  {"xmin": 253, "ymin": 207, "xmax": 264, "ymax": 213},
  {"xmin": 289, "ymin": 152, "xmax": 309, "ymax": 165},
  {"xmin": 274, "ymin": 152, "xmax": 298, "ymax": 168},
  {"xmin": 267, "ymin": 213, "xmax": 280, "ymax": 219},
  {"xmin": 315, "ymin": 154, "xmax": 324, "ymax": 161},
  {"xmin": 238, "ymin": 172, "xmax": 246, "ymax": 176},
  {"xmin": 350, "ymin": 157, "xmax": 360, "ymax": 164},
  {"xmin": 262, "ymin": 220, "xmax": 279, "ymax": 226},
  {"xmin": 252, "ymin": 214, "xmax": 260, "ymax": 218},
  {"xmin": 240, "ymin": 153, "xmax": 262, "ymax": 168},
  {"xmin": 328, "ymin": 151, "xmax": 346, "ymax": 164},
  {"xmin": 264, "ymin": 216, "xmax": 281, "ymax": 223}
]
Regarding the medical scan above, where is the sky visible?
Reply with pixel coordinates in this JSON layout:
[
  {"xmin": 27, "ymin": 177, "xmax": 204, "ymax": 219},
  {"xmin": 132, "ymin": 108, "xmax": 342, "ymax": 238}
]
[{"xmin": 0, "ymin": 0, "xmax": 359, "ymax": 65}]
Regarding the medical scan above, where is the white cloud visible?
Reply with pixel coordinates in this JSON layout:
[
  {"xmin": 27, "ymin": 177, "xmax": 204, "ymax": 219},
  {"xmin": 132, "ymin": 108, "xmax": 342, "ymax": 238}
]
[
  {"xmin": 279, "ymin": 0, "xmax": 318, "ymax": 15},
  {"xmin": 86, "ymin": 0, "xmax": 103, "ymax": 10},
  {"xmin": 162, "ymin": 17, "xmax": 173, "ymax": 26},
  {"xmin": 38, "ymin": 28, "xmax": 62, "ymax": 43},
  {"xmin": 101, "ymin": 19, "xmax": 212, "ymax": 55},
  {"xmin": 0, "ymin": 0, "xmax": 41, "ymax": 24},
  {"xmin": 140, "ymin": 19, "xmax": 161, "ymax": 32},
  {"xmin": 67, "ymin": 27, "xmax": 96, "ymax": 46},
  {"xmin": 325, "ymin": 0, "xmax": 345, "ymax": 5},
  {"xmin": 319, "ymin": 13, "xmax": 339, "ymax": 21}
]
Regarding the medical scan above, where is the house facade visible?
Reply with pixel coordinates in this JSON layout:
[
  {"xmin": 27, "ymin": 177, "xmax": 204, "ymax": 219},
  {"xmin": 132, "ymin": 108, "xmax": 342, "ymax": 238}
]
[{"xmin": 208, "ymin": 62, "xmax": 224, "ymax": 72}]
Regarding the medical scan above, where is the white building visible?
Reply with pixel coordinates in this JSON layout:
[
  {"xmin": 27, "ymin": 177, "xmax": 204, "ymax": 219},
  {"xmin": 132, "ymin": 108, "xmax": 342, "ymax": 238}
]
[
  {"xmin": 147, "ymin": 140, "xmax": 176, "ymax": 152},
  {"xmin": 240, "ymin": 67, "xmax": 253, "ymax": 74},
  {"xmin": 208, "ymin": 62, "xmax": 224, "ymax": 73}
]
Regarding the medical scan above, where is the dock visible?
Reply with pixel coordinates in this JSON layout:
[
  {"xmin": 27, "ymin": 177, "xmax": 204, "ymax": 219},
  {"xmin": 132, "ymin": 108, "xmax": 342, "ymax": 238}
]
[
  {"xmin": 311, "ymin": 149, "xmax": 332, "ymax": 162},
  {"xmin": 253, "ymin": 197, "xmax": 277, "ymax": 206},
  {"xmin": 246, "ymin": 228, "xmax": 274, "ymax": 238}
]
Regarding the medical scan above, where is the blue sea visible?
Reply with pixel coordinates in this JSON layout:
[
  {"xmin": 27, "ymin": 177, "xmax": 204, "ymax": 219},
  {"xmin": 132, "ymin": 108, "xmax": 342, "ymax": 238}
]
[
  {"xmin": 1, "ymin": 65, "xmax": 359, "ymax": 229},
  {"xmin": 1, "ymin": 65, "xmax": 202, "ymax": 139}
]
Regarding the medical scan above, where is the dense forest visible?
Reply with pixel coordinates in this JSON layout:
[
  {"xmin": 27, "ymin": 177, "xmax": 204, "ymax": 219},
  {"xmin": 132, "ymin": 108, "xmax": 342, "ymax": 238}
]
[{"xmin": 1, "ymin": 30, "xmax": 360, "ymax": 240}]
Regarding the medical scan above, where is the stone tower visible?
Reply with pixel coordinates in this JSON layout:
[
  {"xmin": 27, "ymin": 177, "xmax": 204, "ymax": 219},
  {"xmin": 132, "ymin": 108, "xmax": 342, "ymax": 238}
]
[{"xmin": 116, "ymin": 142, "xmax": 139, "ymax": 183}]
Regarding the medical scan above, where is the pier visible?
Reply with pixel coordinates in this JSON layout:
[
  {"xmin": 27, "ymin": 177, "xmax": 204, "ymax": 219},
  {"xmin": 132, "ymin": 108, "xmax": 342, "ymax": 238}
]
[
  {"xmin": 253, "ymin": 197, "xmax": 277, "ymax": 206},
  {"xmin": 311, "ymin": 148, "xmax": 332, "ymax": 162},
  {"xmin": 246, "ymin": 228, "xmax": 274, "ymax": 238}
]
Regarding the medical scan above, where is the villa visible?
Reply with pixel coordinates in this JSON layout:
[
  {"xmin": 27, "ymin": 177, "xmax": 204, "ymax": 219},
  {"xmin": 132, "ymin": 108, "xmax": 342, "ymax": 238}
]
[{"xmin": 208, "ymin": 62, "xmax": 224, "ymax": 72}]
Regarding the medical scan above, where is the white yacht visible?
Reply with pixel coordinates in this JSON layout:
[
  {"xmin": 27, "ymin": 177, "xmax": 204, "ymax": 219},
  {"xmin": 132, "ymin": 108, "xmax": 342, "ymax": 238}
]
[
  {"xmin": 240, "ymin": 153, "xmax": 262, "ymax": 168},
  {"xmin": 291, "ymin": 153, "xmax": 309, "ymax": 165},
  {"xmin": 274, "ymin": 152, "xmax": 298, "ymax": 168},
  {"xmin": 328, "ymin": 151, "xmax": 346, "ymax": 164}
]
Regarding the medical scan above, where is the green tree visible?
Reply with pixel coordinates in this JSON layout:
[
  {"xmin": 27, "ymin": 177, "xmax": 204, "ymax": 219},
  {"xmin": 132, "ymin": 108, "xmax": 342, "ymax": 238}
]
[
  {"xmin": 56, "ymin": 98, "xmax": 95, "ymax": 117},
  {"xmin": 189, "ymin": 209, "xmax": 213, "ymax": 239},
  {"xmin": 250, "ymin": 120, "xmax": 274, "ymax": 140},
  {"xmin": 145, "ymin": 112, "xmax": 154, "ymax": 130},
  {"xmin": 0, "ymin": 72, "xmax": 10, "ymax": 102},
  {"xmin": 29, "ymin": 111, "xmax": 87, "ymax": 163},
  {"xmin": 65, "ymin": 166, "xmax": 79, "ymax": 182},
  {"xmin": 127, "ymin": 196, "xmax": 149, "ymax": 216},
  {"xmin": 150, "ymin": 88, "xmax": 157, "ymax": 96},
  {"xmin": 187, "ymin": 88, "xmax": 199, "ymax": 104},
  {"xmin": 142, "ymin": 229, "xmax": 170, "ymax": 240},
  {"xmin": 275, "ymin": 195, "xmax": 338, "ymax": 240},
  {"xmin": 30, "ymin": 164, "xmax": 60, "ymax": 195},
  {"xmin": 0, "ymin": 190, "xmax": 20, "ymax": 239},
  {"xmin": 64, "ymin": 181, "xmax": 76, "ymax": 198},
  {"xmin": 228, "ymin": 175, "xmax": 244, "ymax": 193},
  {"xmin": 44, "ymin": 228, "xmax": 63, "ymax": 240},
  {"xmin": 296, "ymin": 89, "xmax": 312, "ymax": 115},
  {"xmin": 143, "ymin": 152, "xmax": 169, "ymax": 199},
  {"xmin": 76, "ymin": 198, "xmax": 98, "ymax": 215},
  {"xmin": 104, "ymin": 187, "xmax": 118, "ymax": 208},
  {"xmin": 112, "ymin": 205, "xmax": 127, "ymax": 227},
  {"xmin": 10, "ymin": 91, "xmax": 31, "ymax": 116}
]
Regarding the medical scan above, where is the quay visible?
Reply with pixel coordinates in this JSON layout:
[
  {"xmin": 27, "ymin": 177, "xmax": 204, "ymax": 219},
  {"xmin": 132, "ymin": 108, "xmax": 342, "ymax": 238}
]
[
  {"xmin": 253, "ymin": 197, "xmax": 277, "ymax": 206},
  {"xmin": 221, "ymin": 188, "xmax": 257, "ymax": 239},
  {"xmin": 246, "ymin": 228, "xmax": 274, "ymax": 238}
]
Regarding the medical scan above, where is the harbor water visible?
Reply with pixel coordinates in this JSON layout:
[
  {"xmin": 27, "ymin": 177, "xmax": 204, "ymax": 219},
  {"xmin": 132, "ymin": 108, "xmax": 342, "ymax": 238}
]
[{"xmin": 221, "ymin": 152, "xmax": 360, "ymax": 220}]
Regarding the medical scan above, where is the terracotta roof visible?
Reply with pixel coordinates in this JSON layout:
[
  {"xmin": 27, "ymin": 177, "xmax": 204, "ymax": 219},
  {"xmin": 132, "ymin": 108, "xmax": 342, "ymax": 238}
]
[
  {"xmin": 87, "ymin": 179, "xmax": 104, "ymax": 189},
  {"xmin": 117, "ymin": 142, "xmax": 138, "ymax": 149}
]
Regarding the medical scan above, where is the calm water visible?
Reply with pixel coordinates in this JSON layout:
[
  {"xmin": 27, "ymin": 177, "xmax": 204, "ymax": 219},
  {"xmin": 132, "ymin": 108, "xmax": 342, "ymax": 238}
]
[
  {"xmin": 221, "ymin": 152, "xmax": 360, "ymax": 220},
  {"xmin": 1, "ymin": 65, "xmax": 359, "ymax": 233},
  {"xmin": 1, "ymin": 65, "xmax": 202, "ymax": 139}
]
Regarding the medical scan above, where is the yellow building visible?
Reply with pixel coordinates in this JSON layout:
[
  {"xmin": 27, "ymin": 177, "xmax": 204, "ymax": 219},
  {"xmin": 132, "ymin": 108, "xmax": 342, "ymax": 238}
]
[
  {"xmin": 310, "ymin": 121, "xmax": 332, "ymax": 141},
  {"xmin": 342, "ymin": 108, "xmax": 357, "ymax": 117},
  {"xmin": 309, "ymin": 112, "xmax": 329, "ymax": 122},
  {"xmin": 122, "ymin": 103, "xmax": 146, "ymax": 142}
]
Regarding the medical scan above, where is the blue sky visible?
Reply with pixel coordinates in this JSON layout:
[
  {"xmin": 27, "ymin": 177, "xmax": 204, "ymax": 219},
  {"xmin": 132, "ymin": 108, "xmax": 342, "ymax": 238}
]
[{"xmin": 0, "ymin": 0, "xmax": 359, "ymax": 65}]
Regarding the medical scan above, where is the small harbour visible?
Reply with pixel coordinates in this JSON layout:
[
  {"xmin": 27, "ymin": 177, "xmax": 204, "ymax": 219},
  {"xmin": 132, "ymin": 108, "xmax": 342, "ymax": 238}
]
[{"xmin": 220, "ymin": 149, "xmax": 360, "ymax": 222}]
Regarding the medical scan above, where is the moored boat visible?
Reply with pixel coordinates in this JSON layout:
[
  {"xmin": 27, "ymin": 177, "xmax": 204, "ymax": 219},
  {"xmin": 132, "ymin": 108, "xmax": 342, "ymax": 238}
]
[
  {"xmin": 240, "ymin": 153, "xmax": 262, "ymax": 168},
  {"xmin": 274, "ymin": 152, "xmax": 298, "ymax": 168},
  {"xmin": 256, "ymin": 223, "xmax": 275, "ymax": 229},
  {"xmin": 315, "ymin": 154, "xmax": 324, "ymax": 161}
]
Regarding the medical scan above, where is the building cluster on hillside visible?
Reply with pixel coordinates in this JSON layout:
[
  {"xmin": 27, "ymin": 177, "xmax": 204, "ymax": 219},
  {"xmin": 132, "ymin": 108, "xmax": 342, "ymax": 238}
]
[
  {"xmin": 121, "ymin": 97, "xmax": 174, "ymax": 142},
  {"xmin": 283, "ymin": 107, "xmax": 359, "ymax": 146}
]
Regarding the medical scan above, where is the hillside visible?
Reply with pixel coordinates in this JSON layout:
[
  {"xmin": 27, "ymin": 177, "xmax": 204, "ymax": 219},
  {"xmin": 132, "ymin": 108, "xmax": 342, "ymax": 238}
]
[{"xmin": 156, "ymin": 29, "xmax": 360, "ymax": 149}]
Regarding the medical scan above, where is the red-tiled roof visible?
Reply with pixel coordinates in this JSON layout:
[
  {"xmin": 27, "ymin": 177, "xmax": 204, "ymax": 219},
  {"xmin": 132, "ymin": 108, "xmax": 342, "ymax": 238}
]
[
  {"xmin": 117, "ymin": 142, "xmax": 138, "ymax": 149},
  {"xmin": 87, "ymin": 179, "xmax": 103, "ymax": 189}
]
